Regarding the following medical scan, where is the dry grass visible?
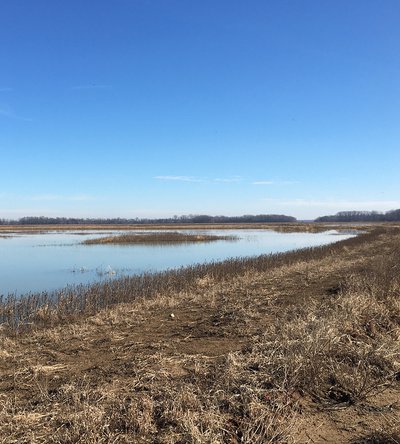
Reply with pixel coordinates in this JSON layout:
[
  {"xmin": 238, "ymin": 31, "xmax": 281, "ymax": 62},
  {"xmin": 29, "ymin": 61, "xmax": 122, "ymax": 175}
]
[
  {"xmin": 83, "ymin": 232, "xmax": 238, "ymax": 245},
  {"xmin": 1, "ymin": 222, "xmax": 393, "ymax": 235},
  {"xmin": 0, "ymin": 226, "xmax": 399, "ymax": 442},
  {"xmin": 352, "ymin": 431, "xmax": 400, "ymax": 444}
]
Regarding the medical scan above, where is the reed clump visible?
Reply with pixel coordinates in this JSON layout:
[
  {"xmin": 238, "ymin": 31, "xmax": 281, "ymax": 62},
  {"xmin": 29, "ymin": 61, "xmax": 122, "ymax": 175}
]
[{"xmin": 83, "ymin": 231, "xmax": 238, "ymax": 245}]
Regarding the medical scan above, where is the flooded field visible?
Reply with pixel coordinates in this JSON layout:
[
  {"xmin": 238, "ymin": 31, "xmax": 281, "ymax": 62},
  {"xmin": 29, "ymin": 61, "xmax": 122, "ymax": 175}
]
[{"xmin": 0, "ymin": 229, "xmax": 355, "ymax": 296}]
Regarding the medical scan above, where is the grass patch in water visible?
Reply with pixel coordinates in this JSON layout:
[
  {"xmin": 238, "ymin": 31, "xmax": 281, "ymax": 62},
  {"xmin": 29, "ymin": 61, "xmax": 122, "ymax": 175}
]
[{"xmin": 83, "ymin": 231, "xmax": 238, "ymax": 245}]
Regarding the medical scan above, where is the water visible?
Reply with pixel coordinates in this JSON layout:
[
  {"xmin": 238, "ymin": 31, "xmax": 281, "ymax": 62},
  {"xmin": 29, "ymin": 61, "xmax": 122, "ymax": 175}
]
[{"xmin": 0, "ymin": 229, "xmax": 356, "ymax": 296}]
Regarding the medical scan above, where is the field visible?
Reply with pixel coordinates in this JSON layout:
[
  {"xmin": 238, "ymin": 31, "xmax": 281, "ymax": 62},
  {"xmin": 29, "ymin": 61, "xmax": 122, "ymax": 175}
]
[{"xmin": 0, "ymin": 224, "xmax": 399, "ymax": 443}]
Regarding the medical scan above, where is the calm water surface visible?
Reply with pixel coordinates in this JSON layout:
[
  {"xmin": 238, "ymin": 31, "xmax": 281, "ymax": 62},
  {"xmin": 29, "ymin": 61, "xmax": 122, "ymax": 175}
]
[{"xmin": 0, "ymin": 229, "xmax": 356, "ymax": 296}]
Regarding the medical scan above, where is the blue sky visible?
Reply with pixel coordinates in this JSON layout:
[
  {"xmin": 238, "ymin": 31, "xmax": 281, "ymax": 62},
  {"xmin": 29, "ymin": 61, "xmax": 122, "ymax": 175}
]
[{"xmin": 1, "ymin": 0, "xmax": 399, "ymax": 219}]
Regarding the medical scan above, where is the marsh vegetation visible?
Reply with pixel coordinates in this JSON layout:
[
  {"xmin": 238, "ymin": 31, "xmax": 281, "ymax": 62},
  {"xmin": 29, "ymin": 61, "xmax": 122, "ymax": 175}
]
[{"xmin": 83, "ymin": 232, "xmax": 238, "ymax": 245}]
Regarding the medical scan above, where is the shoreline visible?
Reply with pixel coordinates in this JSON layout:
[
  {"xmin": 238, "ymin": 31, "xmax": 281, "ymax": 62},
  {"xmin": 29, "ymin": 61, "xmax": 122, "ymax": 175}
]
[{"xmin": 1, "ymin": 228, "xmax": 367, "ymax": 332}]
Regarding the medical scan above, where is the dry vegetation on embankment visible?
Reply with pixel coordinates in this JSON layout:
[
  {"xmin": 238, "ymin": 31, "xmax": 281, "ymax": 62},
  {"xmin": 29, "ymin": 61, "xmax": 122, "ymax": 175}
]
[
  {"xmin": 0, "ymin": 221, "xmax": 391, "ymax": 235},
  {"xmin": 83, "ymin": 232, "xmax": 237, "ymax": 245},
  {"xmin": 1, "ymin": 227, "xmax": 400, "ymax": 443}
]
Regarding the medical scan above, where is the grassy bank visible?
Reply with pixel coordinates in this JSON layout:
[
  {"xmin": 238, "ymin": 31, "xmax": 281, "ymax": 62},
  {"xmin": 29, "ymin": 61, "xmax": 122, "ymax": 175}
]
[
  {"xmin": 0, "ymin": 226, "xmax": 399, "ymax": 442},
  {"xmin": 83, "ymin": 232, "xmax": 238, "ymax": 245}
]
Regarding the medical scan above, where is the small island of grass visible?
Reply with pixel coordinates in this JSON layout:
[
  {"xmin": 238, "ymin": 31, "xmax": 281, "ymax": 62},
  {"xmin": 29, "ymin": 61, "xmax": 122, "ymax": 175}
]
[{"xmin": 83, "ymin": 231, "xmax": 238, "ymax": 245}]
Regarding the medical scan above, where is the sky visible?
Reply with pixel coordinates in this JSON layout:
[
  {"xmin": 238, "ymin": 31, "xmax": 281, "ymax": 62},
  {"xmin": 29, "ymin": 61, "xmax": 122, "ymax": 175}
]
[{"xmin": 1, "ymin": 0, "xmax": 399, "ymax": 220}]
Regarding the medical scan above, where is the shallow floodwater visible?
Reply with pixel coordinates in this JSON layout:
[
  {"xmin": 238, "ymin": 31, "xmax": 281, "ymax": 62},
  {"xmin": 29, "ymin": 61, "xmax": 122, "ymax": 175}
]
[{"xmin": 0, "ymin": 229, "xmax": 355, "ymax": 296}]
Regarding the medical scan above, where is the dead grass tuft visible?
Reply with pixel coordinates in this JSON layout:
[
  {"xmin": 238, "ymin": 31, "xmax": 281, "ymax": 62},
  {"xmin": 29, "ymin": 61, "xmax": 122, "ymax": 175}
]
[{"xmin": 83, "ymin": 232, "xmax": 238, "ymax": 245}]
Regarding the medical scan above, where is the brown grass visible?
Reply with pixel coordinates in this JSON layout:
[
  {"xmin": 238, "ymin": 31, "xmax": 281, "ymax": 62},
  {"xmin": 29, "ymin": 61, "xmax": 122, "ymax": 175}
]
[
  {"xmin": 0, "ymin": 225, "xmax": 399, "ymax": 442},
  {"xmin": 83, "ymin": 232, "xmax": 238, "ymax": 245},
  {"xmin": 1, "ymin": 221, "xmax": 396, "ymax": 235}
]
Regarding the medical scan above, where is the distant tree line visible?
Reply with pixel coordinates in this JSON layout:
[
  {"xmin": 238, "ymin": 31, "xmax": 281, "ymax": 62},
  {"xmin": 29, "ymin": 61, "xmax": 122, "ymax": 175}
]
[
  {"xmin": 315, "ymin": 209, "xmax": 400, "ymax": 222},
  {"xmin": 0, "ymin": 214, "xmax": 297, "ymax": 225}
]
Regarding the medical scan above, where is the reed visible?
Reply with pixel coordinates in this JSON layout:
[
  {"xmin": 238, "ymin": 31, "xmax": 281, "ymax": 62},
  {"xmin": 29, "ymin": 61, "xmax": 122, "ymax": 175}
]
[{"xmin": 83, "ymin": 231, "xmax": 238, "ymax": 245}]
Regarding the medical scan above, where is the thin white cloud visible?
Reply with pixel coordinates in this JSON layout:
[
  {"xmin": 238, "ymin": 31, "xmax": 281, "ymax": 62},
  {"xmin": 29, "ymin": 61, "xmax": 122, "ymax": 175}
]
[
  {"xmin": 263, "ymin": 198, "xmax": 400, "ymax": 210},
  {"xmin": 214, "ymin": 177, "xmax": 242, "ymax": 183},
  {"xmin": 253, "ymin": 180, "xmax": 298, "ymax": 185},
  {"xmin": 154, "ymin": 176, "xmax": 204, "ymax": 183},
  {"xmin": 71, "ymin": 84, "xmax": 112, "ymax": 90},
  {"xmin": 29, "ymin": 194, "xmax": 95, "ymax": 202},
  {"xmin": 0, "ymin": 108, "xmax": 32, "ymax": 122},
  {"xmin": 0, "ymin": 193, "xmax": 100, "ymax": 202},
  {"xmin": 253, "ymin": 181, "xmax": 274, "ymax": 185},
  {"xmin": 0, "ymin": 208, "xmax": 102, "ymax": 218},
  {"xmin": 155, "ymin": 176, "xmax": 243, "ymax": 184},
  {"xmin": 0, "ymin": 109, "xmax": 13, "ymax": 118}
]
